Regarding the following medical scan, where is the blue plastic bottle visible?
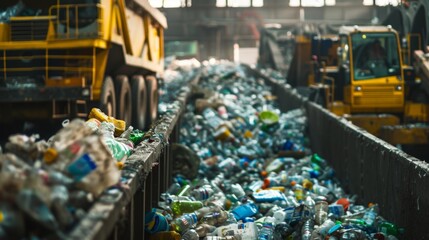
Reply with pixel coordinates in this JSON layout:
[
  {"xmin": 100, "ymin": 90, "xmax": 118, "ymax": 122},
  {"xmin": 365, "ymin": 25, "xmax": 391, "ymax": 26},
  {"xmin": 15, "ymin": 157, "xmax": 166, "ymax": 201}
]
[{"xmin": 231, "ymin": 203, "xmax": 258, "ymax": 221}]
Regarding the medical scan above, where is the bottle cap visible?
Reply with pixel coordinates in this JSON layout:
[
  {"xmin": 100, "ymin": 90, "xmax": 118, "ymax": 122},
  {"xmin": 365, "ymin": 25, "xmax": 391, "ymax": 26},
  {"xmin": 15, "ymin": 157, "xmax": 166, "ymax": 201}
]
[
  {"xmin": 336, "ymin": 198, "xmax": 350, "ymax": 211},
  {"xmin": 0, "ymin": 211, "xmax": 4, "ymax": 223},
  {"xmin": 116, "ymin": 161, "xmax": 125, "ymax": 170},
  {"xmin": 44, "ymin": 148, "xmax": 58, "ymax": 164}
]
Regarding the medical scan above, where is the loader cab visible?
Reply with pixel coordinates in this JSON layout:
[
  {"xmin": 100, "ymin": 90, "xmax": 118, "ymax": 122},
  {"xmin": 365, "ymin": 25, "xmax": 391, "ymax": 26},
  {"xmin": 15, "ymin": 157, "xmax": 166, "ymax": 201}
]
[{"xmin": 339, "ymin": 26, "xmax": 404, "ymax": 114}]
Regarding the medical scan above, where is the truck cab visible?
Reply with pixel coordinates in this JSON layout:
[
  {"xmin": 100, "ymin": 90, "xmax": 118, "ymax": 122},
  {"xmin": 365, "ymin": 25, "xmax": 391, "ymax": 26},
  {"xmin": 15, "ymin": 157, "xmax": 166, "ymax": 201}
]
[{"xmin": 332, "ymin": 26, "xmax": 404, "ymax": 115}]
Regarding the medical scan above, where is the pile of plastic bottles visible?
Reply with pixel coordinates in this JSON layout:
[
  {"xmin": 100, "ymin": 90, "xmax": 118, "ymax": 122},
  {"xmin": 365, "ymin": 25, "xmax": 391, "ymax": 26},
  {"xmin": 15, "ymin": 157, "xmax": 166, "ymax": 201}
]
[
  {"xmin": 147, "ymin": 61, "xmax": 404, "ymax": 240},
  {"xmin": 0, "ymin": 108, "xmax": 145, "ymax": 239}
]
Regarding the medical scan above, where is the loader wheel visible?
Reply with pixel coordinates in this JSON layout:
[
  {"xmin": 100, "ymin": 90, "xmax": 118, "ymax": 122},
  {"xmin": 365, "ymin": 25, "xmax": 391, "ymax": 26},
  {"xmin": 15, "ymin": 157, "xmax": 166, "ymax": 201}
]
[
  {"xmin": 145, "ymin": 75, "xmax": 159, "ymax": 127},
  {"xmin": 130, "ymin": 75, "xmax": 147, "ymax": 130},
  {"xmin": 99, "ymin": 76, "xmax": 116, "ymax": 117},
  {"xmin": 115, "ymin": 75, "xmax": 132, "ymax": 125}
]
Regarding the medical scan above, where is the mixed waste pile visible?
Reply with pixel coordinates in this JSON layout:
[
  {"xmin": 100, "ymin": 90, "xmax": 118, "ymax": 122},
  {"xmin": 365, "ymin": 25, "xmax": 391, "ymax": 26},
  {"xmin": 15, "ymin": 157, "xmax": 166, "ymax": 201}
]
[
  {"xmin": 0, "ymin": 108, "xmax": 145, "ymax": 239},
  {"xmin": 146, "ymin": 61, "xmax": 404, "ymax": 240}
]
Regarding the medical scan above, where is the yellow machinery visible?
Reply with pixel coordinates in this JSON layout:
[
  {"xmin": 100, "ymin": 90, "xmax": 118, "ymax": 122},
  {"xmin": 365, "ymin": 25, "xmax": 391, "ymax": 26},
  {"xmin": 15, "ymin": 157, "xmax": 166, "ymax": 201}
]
[
  {"xmin": 0, "ymin": 0, "xmax": 166, "ymax": 130},
  {"xmin": 310, "ymin": 25, "xmax": 429, "ymax": 145}
]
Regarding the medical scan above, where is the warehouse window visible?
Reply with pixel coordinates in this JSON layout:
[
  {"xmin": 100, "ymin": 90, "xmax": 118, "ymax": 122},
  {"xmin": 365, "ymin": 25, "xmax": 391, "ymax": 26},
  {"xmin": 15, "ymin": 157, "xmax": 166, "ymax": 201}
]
[
  {"xmin": 253, "ymin": 0, "xmax": 263, "ymax": 7},
  {"xmin": 216, "ymin": 0, "xmax": 263, "ymax": 7},
  {"xmin": 149, "ymin": 0, "xmax": 163, "ymax": 8},
  {"xmin": 363, "ymin": 0, "xmax": 399, "ymax": 6},
  {"xmin": 149, "ymin": 0, "xmax": 192, "ymax": 8},
  {"xmin": 290, "ymin": 0, "xmax": 335, "ymax": 7}
]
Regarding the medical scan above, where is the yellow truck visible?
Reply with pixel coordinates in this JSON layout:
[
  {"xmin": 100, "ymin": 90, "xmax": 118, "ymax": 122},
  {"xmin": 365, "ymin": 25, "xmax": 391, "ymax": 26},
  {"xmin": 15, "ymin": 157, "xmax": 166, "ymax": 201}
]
[
  {"xmin": 309, "ymin": 25, "xmax": 429, "ymax": 146},
  {"xmin": 0, "ymin": 0, "xmax": 166, "ymax": 130},
  {"xmin": 259, "ymin": 25, "xmax": 429, "ymax": 146}
]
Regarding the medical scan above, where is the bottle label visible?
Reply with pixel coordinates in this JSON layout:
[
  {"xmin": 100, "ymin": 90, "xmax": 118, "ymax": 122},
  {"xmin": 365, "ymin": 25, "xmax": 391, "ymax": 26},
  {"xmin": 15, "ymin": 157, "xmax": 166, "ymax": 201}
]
[
  {"xmin": 66, "ymin": 153, "xmax": 97, "ymax": 181},
  {"xmin": 217, "ymin": 222, "xmax": 257, "ymax": 239}
]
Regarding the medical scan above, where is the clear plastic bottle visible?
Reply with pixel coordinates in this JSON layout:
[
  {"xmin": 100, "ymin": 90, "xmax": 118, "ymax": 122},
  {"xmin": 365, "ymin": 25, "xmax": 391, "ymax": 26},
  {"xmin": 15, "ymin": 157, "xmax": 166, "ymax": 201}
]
[
  {"xmin": 230, "ymin": 183, "xmax": 246, "ymax": 199},
  {"xmin": 195, "ymin": 205, "xmax": 222, "ymax": 219},
  {"xmin": 204, "ymin": 236, "xmax": 241, "ymax": 240},
  {"xmin": 181, "ymin": 229, "xmax": 199, "ymax": 240},
  {"xmin": 191, "ymin": 185, "xmax": 215, "ymax": 200},
  {"xmin": 201, "ymin": 210, "xmax": 228, "ymax": 226},
  {"xmin": 167, "ymin": 183, "xmax": 182, "ymax": 195},
  {"xmin": 314, "ymin": 200, "xmax": 328, "ymax": 225},
  {"xmin": 362, "ymin": 203, "xmax": 379, "ymax": 227},
  {"xmin": 258, "ymin": 216, "xmax": 275, "ymax": 240},
  {"xmin": 273, "ymin": 222, "xmax": 293, "ymax": 239},
  {"xmin": 317, "ymin": 218, "xmax": 335, "ymax": 237},
  {"xmin": 303, "ymin": 196, "xmax": 315, "ymax": 215},
  {"xmin": 301, "ymin": 219, "xmax": 315, "ymax": 240},
  {"xmin": 172, "ymin": 213, "xmax": 198, "ymax": 232},
  {"xmin": 195, "ymin": 223, "xmax": 217, "ymax": 237}
]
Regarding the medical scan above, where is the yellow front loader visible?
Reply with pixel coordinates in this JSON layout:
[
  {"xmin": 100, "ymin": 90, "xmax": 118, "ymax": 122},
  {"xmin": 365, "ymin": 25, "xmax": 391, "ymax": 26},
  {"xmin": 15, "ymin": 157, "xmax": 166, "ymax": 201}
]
[{"xmin": 0, "ymin": 0, "xmax": 166, "ymax": 130}]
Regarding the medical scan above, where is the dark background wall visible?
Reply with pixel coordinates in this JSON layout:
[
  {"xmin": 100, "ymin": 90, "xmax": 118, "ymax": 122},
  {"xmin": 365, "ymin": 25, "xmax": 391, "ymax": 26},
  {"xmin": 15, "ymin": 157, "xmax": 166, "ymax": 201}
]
[{"xmin": 159, "ymin": 0, "xmax": 395, "ymax": 60}]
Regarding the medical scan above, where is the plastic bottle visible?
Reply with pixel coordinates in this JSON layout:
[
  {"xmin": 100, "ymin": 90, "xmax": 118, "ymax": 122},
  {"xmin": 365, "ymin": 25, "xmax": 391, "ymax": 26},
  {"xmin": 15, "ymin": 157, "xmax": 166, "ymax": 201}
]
[
  {"xmin": 194, "ymin": 205, "xmax": 222, "ymax": 219},
  {"xmin": 202, "ymin": 108, "xmax": 225, "ymax": 130},
  {"xmin": 362, "ymin": 203, "xmax": 379, "ymax": 227},
  {"xmin": 317, "ymin": 219, "xmax": 335, "ymax": 237},
  {"xmin": 303, "ymin": 196, "xmax": 315, "ymax": 215},
  {"xmin": 191, "ymin": 185, "xmax": 215, "ymax": 200},
  {"xmin": 204, "ymin": 236, "xmax": 241, "ymax": 240},
  {"xmin": 149, "ymin": 231, "xmax": 181, "ymax": 240},
  {"xmin": 171, "ymin": 200, "xmax": 203, "ymax": 216},
  {"xmin": 50, "ymin": 185, "xmax": 73, "ymax": 227},
  {"xmin": 144, "ymin": 208, "xmax": 169, "ymax": 234},
  {"xmin": 231, "ymin": 203, "xmax": 259, "ymax": 221},
  {"xmin": 195, "ymin": 223, "xmax": 217, "ymax": 237},
  {"xmin": 172, "ymin": 213, "xmax": 198, "ymax": 232},
  {"xmin": 314, "ymin": 200, "xmax": 328, "ymax": 225},
  {"xmin": 292, "ymin": 183, "xmax": 304, "ymax": 201},
  {"xmin": 16, "ymin": 189, "xmax": 58, "ymax": 230},
  {"xmin": 167, "ymin": 183, "xmax": 182, "ymax": 195},
  {"xmin": 201, "ymin": 210, "xmax": 228, "ymax": 226},
  {"xmin": 258, "ymin": 216, "xmax": 275, "ymax": 240},
  {"xmin": 181, "ymin": 229, "xmax": 199, "ymax": 240},
  {"xmin": 301, "ymin": 219, "xmax": 315, "ymax": 240},
  {"xmin": 265, "ymin": 158, "xmax": 294, "ymax": 173},
  {"xmin": 273, "ymin": 209, "xmax": 286, "ymax": 224},
  {"xmin": 225, "ymin": 212, "xmax": 238, "ymax": 224},
  {"xmin": 230, "ymin": 183, "xmax": 246, "ymax": 199},
  {"xmin": 252, "ymin": 190, "xmax": 286, "ymax": 203},
  {"xmin": 378, "ymin": 221, "xmax": 404, "ymax": 237},
  {"xmin": 273, "ymin": 222, "xmax": 293, "ymax": 239}
]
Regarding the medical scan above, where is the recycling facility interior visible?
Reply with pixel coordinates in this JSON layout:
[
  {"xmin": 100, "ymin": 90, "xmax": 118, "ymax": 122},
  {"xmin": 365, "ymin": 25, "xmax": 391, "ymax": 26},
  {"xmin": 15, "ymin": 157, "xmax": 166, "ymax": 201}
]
[{"xmin": 1, "ymin": 0, "xmax": 429, "ymax": 240}]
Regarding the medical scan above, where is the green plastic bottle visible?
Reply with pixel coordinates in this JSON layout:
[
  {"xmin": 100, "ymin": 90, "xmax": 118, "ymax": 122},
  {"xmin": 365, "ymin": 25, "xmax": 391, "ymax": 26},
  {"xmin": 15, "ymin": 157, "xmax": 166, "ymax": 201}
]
[
  {"xmin": 378, "ymin": 221, "xmax": 404, "ymax": 237},
  {"xmin": 171, "ymin": 200, "xmax": 203, "ymax": 216}
]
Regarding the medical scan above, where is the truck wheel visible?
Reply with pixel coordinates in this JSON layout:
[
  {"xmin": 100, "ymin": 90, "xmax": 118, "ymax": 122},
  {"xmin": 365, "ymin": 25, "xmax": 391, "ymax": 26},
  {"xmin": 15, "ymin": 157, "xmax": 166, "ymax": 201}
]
[
  {"xmin": 100, "ymin": 76, "xmax": 116, "ymax": 117},
  {"xmin": 145, "ymin": 75, "xmax": 158, "ymax": 127},
  {"xmin": 130, "ymin": 75, "xmax": 147, "ymax": 130},
  {"xmin": 115, "ymin": 75, "xmax": 132, "ymax": 125}
]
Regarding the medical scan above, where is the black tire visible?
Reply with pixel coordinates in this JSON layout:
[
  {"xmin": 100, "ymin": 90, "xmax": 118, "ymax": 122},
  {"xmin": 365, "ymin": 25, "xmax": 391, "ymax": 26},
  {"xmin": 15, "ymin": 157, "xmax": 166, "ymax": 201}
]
[
  {"xmin": 99, "ymin": 76, "xmax": 116, "ymax": 117},
  {"xmin": 130, "ymin": 75, "xmax": 147, "ymax": 130},
  {"xmin": 115, "ymin": 75, "xmax": 132, "ymax": 125},
  {"xmin": 145, "ymin": 75, "xmax": 159, "ymax": 127}
]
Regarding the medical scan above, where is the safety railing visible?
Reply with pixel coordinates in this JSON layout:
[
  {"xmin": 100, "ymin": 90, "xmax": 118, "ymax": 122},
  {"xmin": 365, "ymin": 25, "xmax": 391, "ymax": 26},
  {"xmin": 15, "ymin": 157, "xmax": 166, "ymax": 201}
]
[
  {"xmin": 49, "ymin": 4, "xmax": 104, "ymax": 40},
  {"xmin": 66, "ymin": 70, "xmax": 201, "ymax": 240},
  {"xmin": 0, "ymin": 48, "xmax": 95, "ymax": 87}
]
